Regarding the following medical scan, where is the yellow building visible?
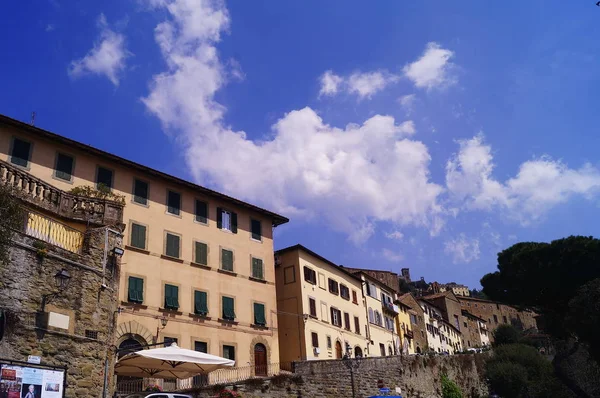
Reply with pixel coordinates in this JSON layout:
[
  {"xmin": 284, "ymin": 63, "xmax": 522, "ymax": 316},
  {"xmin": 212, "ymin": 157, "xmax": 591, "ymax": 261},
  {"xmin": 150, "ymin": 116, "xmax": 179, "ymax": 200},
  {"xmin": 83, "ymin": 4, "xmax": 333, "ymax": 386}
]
[
  {"xmin": 0, "ymin": 114, "xmax": 288, "ymax": 372},
  {"xmin": 275, "ymin": 245, "xmax": 369, "ymax": 362},
  {"xmin": 395, "ymin": 300, "xmax": 414, "ymax": 355}
]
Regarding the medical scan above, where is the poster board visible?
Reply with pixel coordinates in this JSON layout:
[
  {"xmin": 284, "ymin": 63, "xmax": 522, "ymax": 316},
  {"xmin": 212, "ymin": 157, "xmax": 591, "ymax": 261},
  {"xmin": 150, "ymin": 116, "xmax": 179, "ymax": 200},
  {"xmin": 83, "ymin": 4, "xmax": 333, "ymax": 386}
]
[{"xmin": 0, "ymin": 361, "xmax": 65, "ymax": 398}]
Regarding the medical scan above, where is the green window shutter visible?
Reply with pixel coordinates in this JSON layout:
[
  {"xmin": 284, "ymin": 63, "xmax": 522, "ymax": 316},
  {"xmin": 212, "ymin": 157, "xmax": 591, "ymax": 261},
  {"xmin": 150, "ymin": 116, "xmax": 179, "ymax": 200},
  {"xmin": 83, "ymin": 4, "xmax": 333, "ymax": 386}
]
[
  {"xmin": 251, "ymin": 219, "xmax": 262, "ymax": 241},
  {"xmin": 222, "ymin": 297, "xmax": 235, "ymax": 320},
  {"xmin": 128, "ymin": 277, "xmax": 143, "ymax": 303},
  {"xmin": 96, "ymin": 167, "xmax": 113, "ymax": 189},
  {"xmin": 231, "ymin": 212, "xmax": 238, "ymax": 234},
  {"xmin": 133, "ymin": 179, "xmax": 149, "ymax": 205},
  {"xmin": 195, "ymin": 200, "xmax": 208, "ymax": 223},
  {"xmin": 167, "ymin": 191, "xmax": 181, "ymax": 215},
  {"xmin": 216, "ymin": 208, "xmax": 223, "ymax": 229},
  {"xmin": 252, "ymin": 258, "xmax": 263, "ymax": 280},
  {"xmin": 10, "ymin": 139, "xmax": 31, "ymax": 167},
  {"xmin": 131, "ymin": 224, "xmax": 146, "ymax": 249},
  {"xmin": 254, "ymin": 303, "xmax": 266, "ymax": 326},
  {"xmin": 195, "ymin": 242, "xmax": 208, "ymax": 265},
  {"xmin": 165, "ymin": 284, "xmax": 179, "ymax": 309},
  {"xmin": 55, "ymin": 153, "xmax": 74, "ymax": 181},
  {"xmin": 221, "ymin": 249, "xmax": 233, "ymax": 271},
  {"xmin": 194, "ymin": 291, "xmax": 208, "ymax": 315},
  {"xmin": 166, "ymin": 234, "xmax": 180, "ymax": 258}
]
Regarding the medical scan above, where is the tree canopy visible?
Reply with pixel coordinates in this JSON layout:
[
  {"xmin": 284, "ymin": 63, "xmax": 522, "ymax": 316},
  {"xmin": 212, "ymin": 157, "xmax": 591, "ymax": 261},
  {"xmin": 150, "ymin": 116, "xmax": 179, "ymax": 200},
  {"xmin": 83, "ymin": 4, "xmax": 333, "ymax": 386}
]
[{"xmin": 0, "ymin": 184, "xmax": 25, "ymax": 264}]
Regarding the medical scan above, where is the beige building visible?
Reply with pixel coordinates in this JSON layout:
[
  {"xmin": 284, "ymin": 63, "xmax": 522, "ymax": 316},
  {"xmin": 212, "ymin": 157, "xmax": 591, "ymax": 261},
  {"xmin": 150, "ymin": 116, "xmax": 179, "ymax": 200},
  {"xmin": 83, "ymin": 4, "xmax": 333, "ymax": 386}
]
[
  {"xmin": 442, "ymin": 283, "xmax": 470, "ymax": 297},
  {"xmin": 275, "ymin": 245, "xmax": 369, "ymax": 362},
  {"xmin": 419, "ymin": 299, "xmax": 463, "ymax": 354},
  {"xmin": 0, "ymin": 114, "xmax": 288, "ymax": 374}
]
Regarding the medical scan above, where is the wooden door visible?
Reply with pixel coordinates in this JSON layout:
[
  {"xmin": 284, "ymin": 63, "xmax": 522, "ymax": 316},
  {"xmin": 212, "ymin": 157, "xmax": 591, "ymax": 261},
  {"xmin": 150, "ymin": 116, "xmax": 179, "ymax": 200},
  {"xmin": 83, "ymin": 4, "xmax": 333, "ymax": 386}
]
[
  {"xmin": 254, "ymin": 344, "xmax": 267, "ymax": 376},
  {"xmin": 335, "ymin": 341, "xmax": 343, "ymax": 359}
]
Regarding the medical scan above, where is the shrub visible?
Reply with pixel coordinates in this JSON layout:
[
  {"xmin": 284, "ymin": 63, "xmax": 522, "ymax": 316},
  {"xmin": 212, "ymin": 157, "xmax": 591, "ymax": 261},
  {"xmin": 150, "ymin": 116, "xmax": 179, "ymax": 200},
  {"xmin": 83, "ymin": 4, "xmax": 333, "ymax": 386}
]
[
  {"xmin": 69, "ymin": 184, "xmax": 126, "ymax": 203},
  {"xmin": 441, "ymin": 374, "xmax": 463, "ymax": 398},
  {"xmin": 492, "ymin": 324, "xmax": 521, "ymax": 346},
  {"xmin": 486, "ymin": 361, "xmax": 529, "ymax": 397}
]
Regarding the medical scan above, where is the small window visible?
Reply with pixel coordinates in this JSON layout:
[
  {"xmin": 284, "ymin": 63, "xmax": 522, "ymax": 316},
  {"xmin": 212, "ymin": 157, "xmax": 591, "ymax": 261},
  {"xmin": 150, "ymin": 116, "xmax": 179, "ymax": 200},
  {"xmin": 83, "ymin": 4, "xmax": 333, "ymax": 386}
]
[
  {"xmin": 340, "ymin": 285, "xmax": 350, "ymax": 300},
  {"xmin": 253, "ymin": 303, "xmax": 266, "ymax": 326},
  {"xmin": 251, "ymin": 257, "xmax": 264, "ymax": 280},
  {"xmin": 503, "ymin": 316, "xmax": 508, "ymax": 324},
  {"xmin": 194, "ymin": 291, "xmax": 208, "ymax": 315},
  {"xmin": 493, "ymin": 315, "xmax": 498, "ymax": 324},
  {"xmin": 344, "ymin": 312, "xmax": 351, "ymax": 330},
  {"xmin": 10, "ymin": 138, "xmax": 32, "ymax": 168},
  {"xmin": 250, "ymin": 219, "xmax": 262, "ymax": 241},
  {"xmin": 167, "ymin": 190, "xmax": 181, "ymax": 216},
  {"xmin": 326, "ymin": 336, "xmax": 332, "ymax": 349},
  {"xmin": 96, "ymin": 166, "xmax": 113, "ymax": 190},
  {"xmin": 330, "ymin": 308, "xmax": 342, "ymax": 327},
  {"xmin": 195, "ymin": 200, "xmax": 208, "ymax": 224},
  {"xmin": 284, "ymin": 266, "xmax": 296, "ymax": 284},
  {"xmin": 222, "ymin": 296, "xmax": 235, "ymax": 320},
  {"xmin": 352, "ymin": 290, "xmax": 358, "ymax": 304},
  {"xmin": 354, "ymin": 316, "xmax": 360, "ymax": 334},
  {"xmin": 303, "ymin": 267, "xmax": 316, "ymax": 284},
  {"xmin": 164, "ymin": 337, "xmax": 178, "ymax": 347},
  {"xmin": 133, "ymin": 179, "xmax": 149, "ymax": 205},
  {"xmin": 223, "ymin": 345, "xmax": 235, "ymax": 361},
  {"xmin": 165, "ymin": 233, "xmax": 180, "ymax": 258},
  {"xmin": 194, "ymin": 241, "xmax": 208, "ymax": 265},
  {"xmin": 54, "ymin": 153, "xmax": 74, "ymax": 181},
  {"xmin": 309, "ymin": 298, "xmax": 317, "ymax": 317},
  {"xmin": 328, "ymin": 279, "xmax": 339, "ymax": 295},
  {"xmin": 217, "ymin": 208, "xmax": 237, "ymax": 233},
  {"xmin": 379, "ymin": 344, "xmax": 385, "ymax": 356},
  {"xmin": 130, "ymin": 223, "xmax": 147, "ymax": 250},
  {"xmin": 311, "ymin": 332, "xmax": 319, "ymax": 348},
  {"xmin": 128, "ymin": 276, "xmax": 143, "ymax": 303},
  {"xmin": 194, "ymin": 341, "xmax": 208, "ymax": 353},
  {"xmin": 221, "ymin": 248, "xmax": 234, "ymax": 271},
  {"xmin": 164, "ymin": 284, "xmax": 179, "ymax": 310}
]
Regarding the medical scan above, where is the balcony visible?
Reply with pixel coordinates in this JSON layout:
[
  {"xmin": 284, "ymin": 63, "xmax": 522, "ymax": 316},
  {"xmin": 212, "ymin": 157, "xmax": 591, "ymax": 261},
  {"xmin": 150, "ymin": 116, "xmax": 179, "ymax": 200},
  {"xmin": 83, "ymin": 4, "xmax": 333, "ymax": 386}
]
[
  {"xmin": 405, "ymin": 329, "xmax": 414, "ymax": 339},
  {"xmin": 25, "ymin": 210, "xmax": 84, "ymax": 254},
  {"xmin": 0, "ymin": 159, "xmax": 124, "ymax": 227},
  {"xmin": 382, "ymin": 301, "xmax": 399, "ymax": 315}
]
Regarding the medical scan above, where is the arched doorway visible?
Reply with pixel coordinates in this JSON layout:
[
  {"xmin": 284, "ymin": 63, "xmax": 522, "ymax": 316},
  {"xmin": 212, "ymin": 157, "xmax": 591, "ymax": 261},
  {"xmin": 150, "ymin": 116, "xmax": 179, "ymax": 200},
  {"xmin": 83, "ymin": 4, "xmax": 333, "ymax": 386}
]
[
  {"xmin": 416, "ymin": 346, "xmax": 421, "ymax": 354},
  {"xmin": 254, "ymin": 344, "xmax": 267, "ymax": 376},
  {"xmin": 354, "ymin": 346, "xmax": 363, "ymax": 358},
  {"xmin": 335, "ymin": 341, "xmax": 343, "ymax": 359},
  {"xmin": 116, "ymin": 339, "xmax": 144, "ymax": 392}
]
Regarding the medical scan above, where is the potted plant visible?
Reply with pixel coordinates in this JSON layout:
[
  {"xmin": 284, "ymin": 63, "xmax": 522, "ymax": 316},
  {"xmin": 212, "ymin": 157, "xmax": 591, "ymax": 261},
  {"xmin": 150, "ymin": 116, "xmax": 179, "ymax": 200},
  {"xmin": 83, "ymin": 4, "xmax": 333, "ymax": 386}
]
[
  {"xmin": 214, "ymin": 389, "xmax": 241, "ymax": 398},
  {"xmin": 32, "ymin": 241, "xmax": 48, "ymax": 260},
  {"xmin": 144, "ymin": 384, "xmax": 163, "ymax": 392}
]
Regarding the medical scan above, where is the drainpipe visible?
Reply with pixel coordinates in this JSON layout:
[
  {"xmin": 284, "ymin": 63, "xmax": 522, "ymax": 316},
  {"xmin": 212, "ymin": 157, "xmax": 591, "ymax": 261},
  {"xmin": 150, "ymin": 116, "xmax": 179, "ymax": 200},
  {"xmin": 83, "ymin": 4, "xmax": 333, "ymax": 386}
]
[{"xmin": 359, "ymin": 279, "xmax": 372, "ymax": 356}]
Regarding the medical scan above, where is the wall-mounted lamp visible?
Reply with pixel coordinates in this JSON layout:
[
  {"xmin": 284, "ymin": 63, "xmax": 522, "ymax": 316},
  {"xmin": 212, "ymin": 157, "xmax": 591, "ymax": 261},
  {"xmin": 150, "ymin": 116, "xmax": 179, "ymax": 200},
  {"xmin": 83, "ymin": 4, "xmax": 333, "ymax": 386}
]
[
  {"xmin": 113, "ymin": 247, "xmax": 125, "ymax": 257},
  {"xmin": 41, "ymin": 269, "xmax": 72, "ymax": 311}
]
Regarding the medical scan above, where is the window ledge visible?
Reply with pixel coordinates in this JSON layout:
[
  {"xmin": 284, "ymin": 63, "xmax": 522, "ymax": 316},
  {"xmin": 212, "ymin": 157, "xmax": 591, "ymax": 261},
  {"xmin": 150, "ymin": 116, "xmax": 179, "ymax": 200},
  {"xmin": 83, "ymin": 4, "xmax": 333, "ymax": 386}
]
[
  {"xmin": 161, "ymin": 255, "xmax": 184, "ymax": 263},
  {"xmin": 218, "ymin": 269, "xmax": 237, "ymax": 277},
  {"xmin": 249, "ymin": 276, "xmax": 267, "ymax": 284},
  {"xmin": 250, "ymin": 238, "xmax": 263, "ymax": 244},
  {"xmin": 191, "ymin": 262, "xmax": 211, "ymax": 270},
  {"xmin": 251, "ymin": 324, "xmax": 268, "ymax": 330},
  {"xmin": 218, "ymin": 318, "xmax": 238, "ymax": 325},
  {"xmin": 125, "ymin": 245, "xmax": 150, "ymax": 255},
  {"xmin": 309, "ymin": 315, "xmax": 318, "ymax": 320},
  {"xmin": 159, "ymin": 308, "xmax": 183, "ymax": 315},
  {"xmin": 189, "ymin": 313, "xmax": 211, "ymax": 320},
  {"xmin": 121, "ymin": 301, "xmax": 147, "ymax": 309}
]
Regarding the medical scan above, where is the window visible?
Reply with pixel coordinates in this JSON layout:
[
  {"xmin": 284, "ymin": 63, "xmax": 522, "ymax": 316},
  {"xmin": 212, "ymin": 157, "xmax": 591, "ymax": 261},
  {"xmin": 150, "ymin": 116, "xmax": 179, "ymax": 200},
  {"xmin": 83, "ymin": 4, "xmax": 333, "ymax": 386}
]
[
  {"xmin": 320, "ymin": 302, "xmax": 328, "ymax": 322},
  {"xmin": 326, "ymin": 336, "xmax": 332, "ymax": 349},
  {"xmin": 354, "ymin": 316, "xmax": 360, "ymax": 334},
  {"xmin": 9, "ymin": 138, "xmax": 32, "ymax": 168},
  {"xmin": 309, "ymin": 298, "xmax": 317, "ymax": 317},
  {"xmin": 130, "ymin": 223, "xmax": 147, "ymax": 250},
  {"xmin": 194, "ymin": 291, "xmax": 208, "ymax": 315},
  {"xmin": 133, "ymin": 179, "xmax": 149, "ymax": 205},
  {"xmin": 318, "ymin": 273, "xmax": 326, "ymax": 289},
  {"xmin": 167, "ymin": 190, "xmax": 181, "ymax": 216},
  {"xmin": 195, "ymin": 200, "xmax": 208, "ymax": 224},
  {"xmin": 311, "ymin": 332, "xmax": 319, "ymax": 348},
  {"xmin": 454, "ymin": 315, "xmax": 460, "ymax": 329},
  {"xmin": 251, "ymin": 257, "xmax": 264, "ymax": 280},
  {"xmin": 194, "ymin": 241, "xmax": 208, "ymax": 265},
  {"xmin": 352, "ymin": 290, "xmax": 358, "ymax": 304},
  {"xmin": 374, "ymin": 311, "xmax": 382, "ymax": 326},
  {"xmin": 164, "ymin": 337, "xmax": 178, "ymax": 347},
  {"xmin": 221, "ymin": 248, "xmax": 234, "ymax": 271},
  {"xmin": 194, "ymin": 341, "xmax": 208, "ymax": 353},
  {"xmin": 368, "ymin": 308, "xmax": 374, "ymax": 323},
  {"xmin": 330, "ymin": 308, "xmax": 342, "ymax": 327},
  {"xmin": 503, "ymin": 316, "xmax": 508, "ymax": 324},
  {"xmin": 54, "ymin": 153, "xmax": 74, "ymax": 181},
  {"xmin": 493, "ymin": 315, "xmax": 498, "ymax": 324},
  {"xmin": 410, "ymin": 314, "xmax": 417, "ymax": 325},
  {"xmin": 464, "ymin": 321, "xmax": 468, "ymax": 328},
  {"xmin": 222, "ymin": 296, "xmax": 235, "ymax": 321},
  {"xmin": 344, "ymin": 312, "xmax": 351, "ymax": 330},
  {"xmin": 284, "ymin": 266, "xmax": 295, "ymax": 284},
  {"xmin": 96, "ymin": 166, "xmax": 113, "ymax": 189},
  {"xmin": 164, "ymin": 284, "xmax": 179, "ymax": 310},
  {"xmin": 328, "ymin": 279, "xmax": 339, "ymax": 295},
  {"xmin": 303, "ymin": 266, "xmax": 316, "ymax": 284},
  {"xmin": 217, "ymin": 208, "xmax": 237, "ymax": 233},
  {"xmin": 165, "ymin": 233, "xmax": 180, "ymax": 258},
  {"xmin": 127, "ymin": 276, "xmax": 143, "ymax": 303},
  {"xmin": 250, "ymin": 219, "xmax": 262, "ymax": 241},
  {"xmin": 379, "ymin": 344, "xmax": 385, "ymax": 356},
  {"xmin": 253, "ymin": 303, "xmax": 266, "ymax": 326},
  {"xmin": 340, "ymin": 285, "xmax": 350, "ymax": 300},
  {"xmin": 223, "ymin": 345, "xmax": 235, "ymax": 361},
  {"xmin": 366, "ymin": 283, "xmax": 377, "ymax": 298}
]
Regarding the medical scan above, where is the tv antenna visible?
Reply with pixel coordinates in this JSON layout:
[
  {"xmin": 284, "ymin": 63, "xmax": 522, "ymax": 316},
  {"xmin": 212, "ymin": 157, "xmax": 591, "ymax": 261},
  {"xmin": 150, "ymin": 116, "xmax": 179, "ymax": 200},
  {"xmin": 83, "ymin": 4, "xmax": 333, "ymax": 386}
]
[{"xmin": 30, "ymin": 112, "xmax": 36, "ymax": 126}]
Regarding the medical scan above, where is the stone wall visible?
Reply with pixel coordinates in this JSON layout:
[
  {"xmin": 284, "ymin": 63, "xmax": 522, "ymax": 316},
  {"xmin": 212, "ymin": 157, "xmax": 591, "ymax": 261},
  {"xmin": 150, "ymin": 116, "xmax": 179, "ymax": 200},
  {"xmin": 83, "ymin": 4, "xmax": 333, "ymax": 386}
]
[
  {"xmin": 0, "ymin": 228, "xmax": 122, "ymax": 398},
  {"xmin": 190, "ymin": 354, "xmax": 489, "ymax": 398}
]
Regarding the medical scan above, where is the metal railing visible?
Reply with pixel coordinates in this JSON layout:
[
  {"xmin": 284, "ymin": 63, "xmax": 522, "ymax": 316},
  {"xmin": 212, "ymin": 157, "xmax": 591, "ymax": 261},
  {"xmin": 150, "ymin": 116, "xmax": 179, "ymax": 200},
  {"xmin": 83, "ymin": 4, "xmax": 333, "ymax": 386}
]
[{"xmin": 25, "ymin": 210, "xmax": 84, "ymax": 254}]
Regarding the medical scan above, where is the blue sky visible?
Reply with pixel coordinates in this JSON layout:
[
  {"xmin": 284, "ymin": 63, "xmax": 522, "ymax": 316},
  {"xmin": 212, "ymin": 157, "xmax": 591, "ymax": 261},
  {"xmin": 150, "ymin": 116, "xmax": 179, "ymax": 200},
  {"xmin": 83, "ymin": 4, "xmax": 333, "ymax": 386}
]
[{"xmin": 2, "ymin": 0, "xmax": 600, "ymax": 288}]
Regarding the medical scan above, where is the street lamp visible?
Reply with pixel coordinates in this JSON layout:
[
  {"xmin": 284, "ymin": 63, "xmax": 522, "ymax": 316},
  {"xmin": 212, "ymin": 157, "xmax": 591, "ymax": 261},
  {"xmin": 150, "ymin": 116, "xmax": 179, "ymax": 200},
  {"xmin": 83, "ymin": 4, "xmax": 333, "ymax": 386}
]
[
  {"xmin": 342, "ymin": 356, "xmax": 362, "ymax": 398},
  {"xmin": 41, "ymin": 269, "xmax": 72, "ymax": 311}
]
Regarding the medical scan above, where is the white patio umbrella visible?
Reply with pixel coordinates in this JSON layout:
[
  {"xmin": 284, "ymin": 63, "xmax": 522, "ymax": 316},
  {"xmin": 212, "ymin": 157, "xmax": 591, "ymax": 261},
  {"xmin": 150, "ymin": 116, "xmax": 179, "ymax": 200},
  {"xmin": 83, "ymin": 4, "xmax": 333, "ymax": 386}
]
[{"xmin": 115, "ymin": 343, "xmax": 235, "ymax": 379}]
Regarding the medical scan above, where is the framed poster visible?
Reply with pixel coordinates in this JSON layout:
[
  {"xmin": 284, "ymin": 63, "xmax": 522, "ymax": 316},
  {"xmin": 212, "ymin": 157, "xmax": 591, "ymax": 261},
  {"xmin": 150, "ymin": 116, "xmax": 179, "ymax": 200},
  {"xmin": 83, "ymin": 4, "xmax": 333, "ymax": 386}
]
[{"xmin": 0, "ymin": 362, "xmax": 65, "ymax": 398}]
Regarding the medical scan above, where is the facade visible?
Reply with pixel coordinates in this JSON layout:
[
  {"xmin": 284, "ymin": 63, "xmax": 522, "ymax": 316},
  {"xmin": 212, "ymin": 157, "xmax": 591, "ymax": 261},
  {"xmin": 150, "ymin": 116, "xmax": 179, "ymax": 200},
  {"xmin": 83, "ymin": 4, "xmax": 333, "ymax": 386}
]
[
  {"xmin": 398, "ymin": 293, "xmax": 427, "ymax": 354},
  {"xmin": 275, "ymin": 245, "xmax": 368, "ymax": 362},
  {"xmin": 424, "ymin": 291, "xmax": 464, "ymax": 332},
  {"xmin": 0, "ymin": 114, "xmax": 288, "ymax": 375},
  {"xmin": 0, "ymin": 153, "xmax": 123, "ymax": 397},
  {"xmin": 395, "ymin": 300, "xmax": 414, "ymax": 355},
  {"xmin": 442, "ymin": 283, "xmax": 470, "ymax": 297},
  {"xmin": 461, "ymin": 310, "xmax": 490, "ymax": 349},
  {"xmin": 419, "ymin": 299, "xmax": 462, "ymax": 354}
]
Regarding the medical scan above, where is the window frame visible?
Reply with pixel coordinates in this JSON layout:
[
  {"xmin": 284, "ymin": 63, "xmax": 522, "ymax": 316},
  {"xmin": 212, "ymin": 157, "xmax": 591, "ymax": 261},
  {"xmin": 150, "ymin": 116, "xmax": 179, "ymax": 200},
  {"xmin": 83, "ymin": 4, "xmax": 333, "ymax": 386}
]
[
  {"xmin": 222, "ymin": 344, "xmax": 236, "ymax": 361},
  {"xmin": 311, "ymin": 332, "xmax": 319, "ymax": 348},
  {"xmin": 132, "ymin": 178, "xmax": 150, "ymax": 206},
  {"xmin": 251, "ymin": 256, "xmax": 264, "ymax": 280},
  {"xmin": 9, "ymin": 136, "xmax": 33, "ymax": 169},
  {"xmin": 303, "ymin": 266, "xmax": 316, "ymax": 285},
  {"xmin": 194, "ymin": 199, "xmax": 209, "ymax": 225},
  {"xmin": 129, "ymin": 221, "xmax": 148, "ymax": 250},
  {"xmin": 53, "ymin": 151, "xmax": 75, "ymax": 183},
  {"xmin": 221, "ymin": 295, "xmax": 236, "ymax": 321},
  {"xmin": 340, "ymin": 284, "xmax": 350, "ymax": 300},
  {"xmin": 164, "ymin": 231, "xmax": 182, "ymax": 259},
  {"xmin": 166, "ymin": 189, "xmax": 182, "ymax": 217},
  {"xmin": 193, "ymin": 289, "xmax": 209, "ymax": 316},
  {"xmin": 328, "ymin": 278, "xmax": 339, "ymax": 295},
  {"xmin": 283, "ymin": 266, "xmax": 296, "ymax": 284},
  {"xmin": 220, "ymin": 247, "xmax": 235, "ymax": 272},
  {"xmin": 354, "ymin": 316, "xmax": 360, "ymax": 334},
  {"xmin": 253, "ymin": 301, "xmax": 267, "ymax": 326},
  {"xmin": 164, "ymin": 283, "xmax": 180, "ymax": 310},
  {"xmin": 127, "ymin": 275, "xmax": 144, "ymax": 304},
  {"xmin": 308, "ymin": 297, "xmax": 317, "ymax": 318},
  {"xmin": 343, "ymin": 312, "xmax": 351, "ymax": 331},
  {"xmin": 193, "ymin": 240, "xmax": 209, "ymax": 266},
  {"xmin": 95, "ymin": 165, "xmax": 114, "ymax": 190},
  {"xmin": 250, "ymin": 218, "xmax": 262, "ymax": 242},
  {"xmin": 217, "ymin": 207, "xmax": 237, "ymax": 233}
]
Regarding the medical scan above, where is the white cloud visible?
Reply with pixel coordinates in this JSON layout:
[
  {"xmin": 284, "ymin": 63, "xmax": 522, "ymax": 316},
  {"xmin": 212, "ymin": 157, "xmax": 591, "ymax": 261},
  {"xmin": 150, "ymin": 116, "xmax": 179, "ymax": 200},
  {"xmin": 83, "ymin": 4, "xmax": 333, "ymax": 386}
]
[
  {"xmin": 319, "ymin": 70, "xmax": 343, "ymax": 96},
  {"xmin": 385, "ymin": 231, "xmax": 404, "ymax": 241},
  {"xmin": 382, "ymin": 248, "xmax": 403, "ymax": 263},
  {"xmin": 403, "ymin": 42, "xmax": 455, "ymax": 89},
  {"xmin": 444, "ymin": 234, "xmax": 480, "ymax": 264},
  {"xmin": 68, "ymin": 14, "xmax": 129, "ymax": 86},
  {"xmin": 142, "ymin": 0, "xmax": 444, "ymax": 244},
  {"xmin": 447, "ymin": 135, "xmax": 600, "ymax": 224},
  {"xmin": 46, "ymin": 24, "xmax": 55, "ymax": 32},
  {"xmin": 398, "ymin": 94, "xmax": 416, "ymax": 114}
]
